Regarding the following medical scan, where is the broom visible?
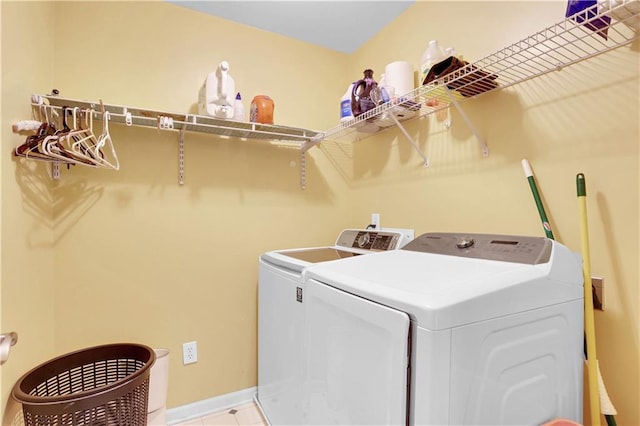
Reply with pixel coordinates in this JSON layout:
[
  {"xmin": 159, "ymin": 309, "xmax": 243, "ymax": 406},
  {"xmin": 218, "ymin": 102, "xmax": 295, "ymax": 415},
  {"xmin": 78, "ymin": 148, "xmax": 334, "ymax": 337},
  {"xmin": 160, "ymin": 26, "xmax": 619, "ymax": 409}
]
[{"xmin": 577, "ymin": 173, "xmax": 617, "ymax": 426}]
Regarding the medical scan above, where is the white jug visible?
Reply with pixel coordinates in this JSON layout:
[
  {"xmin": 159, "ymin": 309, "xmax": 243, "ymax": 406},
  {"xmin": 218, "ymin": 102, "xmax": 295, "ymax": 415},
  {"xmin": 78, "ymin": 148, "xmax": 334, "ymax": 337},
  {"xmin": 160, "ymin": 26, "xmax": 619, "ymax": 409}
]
[
  {"xmin": 198, "ymin": 61, "xmax": 235, "ymax": 119},
  {"xmin": 420, "ymin": 40, "xmax": 446, "ymax": 83}
]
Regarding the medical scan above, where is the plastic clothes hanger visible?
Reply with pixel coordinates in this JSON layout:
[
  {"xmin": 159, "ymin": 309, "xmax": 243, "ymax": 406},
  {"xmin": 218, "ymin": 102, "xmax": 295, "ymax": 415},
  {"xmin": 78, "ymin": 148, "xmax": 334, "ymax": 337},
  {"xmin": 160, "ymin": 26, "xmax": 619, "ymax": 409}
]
[
  {"xmin": 16, "ymin": 106, "xmax": 64, "ymax": 162},
  {"xmin": 93, "ymin": 110, "xmax": 119, "ymax": 170},
  {"xmin": 58, "ymin": 107, "xmax": 101, "ymax": 167},
  {"xmin": 41, "ymin": 107, "xmax": 80, "ymax": 164},
  {"xmin": 71, "ymin": 109, "xmax": 102, "ymax": 163},
  {"xmin": 15, "ymin": 104, "xmax": 49, "ymax": 157},
  {"xmin": 42, "ymin": 107, "xmax": 94, "ymax": 166},
  {"xmin": 15, "ymin": 122, "xmax": 55, "ymax": 160}
]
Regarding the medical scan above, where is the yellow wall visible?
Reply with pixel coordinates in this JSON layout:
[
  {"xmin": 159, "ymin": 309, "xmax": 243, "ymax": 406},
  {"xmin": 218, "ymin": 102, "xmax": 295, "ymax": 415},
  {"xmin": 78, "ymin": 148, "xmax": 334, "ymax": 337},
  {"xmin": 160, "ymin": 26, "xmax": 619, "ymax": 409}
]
[
  {"xmin": 1, "ymin": 1, "xmax": 638, "ymax": 425},
  {"xmin": 1, "ymin": 1, "xmax": 57, "ymax": 423}
]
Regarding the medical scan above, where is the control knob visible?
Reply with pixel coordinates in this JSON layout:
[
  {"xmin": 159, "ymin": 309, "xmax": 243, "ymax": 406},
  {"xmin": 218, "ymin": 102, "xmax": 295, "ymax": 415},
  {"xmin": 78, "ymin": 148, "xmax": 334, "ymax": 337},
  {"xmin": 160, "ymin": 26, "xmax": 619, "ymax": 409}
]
[
  {"xmin": 357, "ymin": 233, "xmax": 371, "ymax": 248},
  {"xmin": 456, "ymin": 237, "xmax": 475, "ymax": 249}
]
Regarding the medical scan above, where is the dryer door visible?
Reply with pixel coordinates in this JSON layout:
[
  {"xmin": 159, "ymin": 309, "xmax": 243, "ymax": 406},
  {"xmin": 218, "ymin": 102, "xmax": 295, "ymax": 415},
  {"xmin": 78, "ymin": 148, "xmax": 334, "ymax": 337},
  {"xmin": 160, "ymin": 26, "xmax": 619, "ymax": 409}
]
[{"xmin": 304, "ymin": 278, "xmax": 410, "ymax": 425}]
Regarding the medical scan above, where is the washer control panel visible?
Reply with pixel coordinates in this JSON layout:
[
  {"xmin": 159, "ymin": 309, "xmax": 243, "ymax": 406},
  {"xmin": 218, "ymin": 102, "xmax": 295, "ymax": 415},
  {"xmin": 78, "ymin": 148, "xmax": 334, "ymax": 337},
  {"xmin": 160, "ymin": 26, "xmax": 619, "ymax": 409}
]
[
  {"xmin": 402, "ymin": 232, "xmax": 553, "ymax": 265},
  {"xmin": 335, "ymin": 229, "xmax": 402, "ymax": 251}
]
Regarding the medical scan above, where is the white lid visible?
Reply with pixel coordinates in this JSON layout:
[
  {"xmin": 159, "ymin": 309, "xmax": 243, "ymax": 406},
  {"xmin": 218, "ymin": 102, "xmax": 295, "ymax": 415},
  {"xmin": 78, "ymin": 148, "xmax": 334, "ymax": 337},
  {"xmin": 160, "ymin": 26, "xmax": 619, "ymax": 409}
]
[{"xmin": 303, "ymin": 243, "xmax": 583, "ymax": 330}]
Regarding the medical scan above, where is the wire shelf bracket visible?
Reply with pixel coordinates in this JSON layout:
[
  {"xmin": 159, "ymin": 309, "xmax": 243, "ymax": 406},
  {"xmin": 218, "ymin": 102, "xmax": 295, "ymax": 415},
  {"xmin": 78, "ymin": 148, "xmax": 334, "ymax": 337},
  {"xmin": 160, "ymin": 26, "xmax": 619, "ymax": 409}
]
[{"xmin": 444, "ymin": 87, "xmax": 489, "ymax": 157}]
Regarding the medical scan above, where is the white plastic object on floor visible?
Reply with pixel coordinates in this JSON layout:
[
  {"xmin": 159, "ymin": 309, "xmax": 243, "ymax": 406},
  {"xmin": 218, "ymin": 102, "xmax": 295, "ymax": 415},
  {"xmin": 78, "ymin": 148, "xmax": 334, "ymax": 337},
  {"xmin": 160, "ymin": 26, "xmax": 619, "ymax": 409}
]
[
  {"xmin": 148, "ymin": 348, "xmax": 170, "ymax": 418},
  {"xmin": 147, "ymin": 406, "xmax": 167, "ymax": 426}
]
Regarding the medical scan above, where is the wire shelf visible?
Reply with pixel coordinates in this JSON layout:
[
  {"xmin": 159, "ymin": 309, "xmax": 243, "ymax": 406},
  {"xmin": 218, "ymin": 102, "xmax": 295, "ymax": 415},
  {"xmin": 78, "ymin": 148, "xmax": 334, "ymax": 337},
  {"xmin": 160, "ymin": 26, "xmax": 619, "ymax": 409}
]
[
  {"xmin": 33, "ymin": 95, "xmax": 322, "ymax": 143},
  {"xmin": 27, "ymin": 95, "xmax": 322, "ymax": 188},
  {"xmin": 318, "ymin": 0, "xmax": 639, "ymax": 147}
]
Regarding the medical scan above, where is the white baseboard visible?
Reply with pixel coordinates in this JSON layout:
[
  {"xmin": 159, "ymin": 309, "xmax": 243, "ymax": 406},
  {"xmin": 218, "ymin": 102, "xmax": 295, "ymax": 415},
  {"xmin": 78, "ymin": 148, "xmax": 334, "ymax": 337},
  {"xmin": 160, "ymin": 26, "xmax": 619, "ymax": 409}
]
[{"xmin": 166, "ymin": 386, "xmax": 257, "ymax": 425}]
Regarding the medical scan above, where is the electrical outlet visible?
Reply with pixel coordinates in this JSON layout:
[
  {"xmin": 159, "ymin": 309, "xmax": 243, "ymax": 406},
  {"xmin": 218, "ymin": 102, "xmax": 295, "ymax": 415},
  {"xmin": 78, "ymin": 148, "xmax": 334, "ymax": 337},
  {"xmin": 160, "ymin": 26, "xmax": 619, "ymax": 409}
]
[
  {"xmin": 371, "ymin": 213, "xmax": 380, "ymax": 229},
  {"xmin": 182, "ymin": 341, "xmax": 198, "ymax": 365}
]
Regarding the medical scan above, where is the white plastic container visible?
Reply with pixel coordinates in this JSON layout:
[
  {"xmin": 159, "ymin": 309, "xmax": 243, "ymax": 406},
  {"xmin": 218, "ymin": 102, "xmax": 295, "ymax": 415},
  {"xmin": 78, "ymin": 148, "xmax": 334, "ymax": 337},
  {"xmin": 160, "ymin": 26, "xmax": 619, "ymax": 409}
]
[
  {"xmin": 233, "ymin": 92, "xmax": 245, "ymax": 121},
  {"xmin": 444, "ymin": 47, "xmax": 457, "ymax": 57},
  {"xmin": 340, "ymin": 83, "xmax": 355, "ymax": 122},
  {"xmin": 384, "ymin": 61, "xmax": 414, "ymax": 97},
  {"xmin": 197, "ymin": 61, "xmax": 235, "ymax": 119},
  {"xmin": 420, "ymin": 40, "xmax": 446, "ymax": 83},
  {"xmin": 147, "ymin": 348, "xmax": 170, "ymax": 425},
  {"xmin": 147, "ymin": 407, "xmax": 166, "ymax": 426}
]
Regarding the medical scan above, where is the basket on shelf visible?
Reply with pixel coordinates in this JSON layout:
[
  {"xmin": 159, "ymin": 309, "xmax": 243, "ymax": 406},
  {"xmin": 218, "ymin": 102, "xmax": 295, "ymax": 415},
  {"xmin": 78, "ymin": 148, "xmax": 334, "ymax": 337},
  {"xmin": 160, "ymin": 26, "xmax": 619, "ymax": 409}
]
[{"xmin": 11, "ymin": 343, "xmax": 156, "ymax": 426}]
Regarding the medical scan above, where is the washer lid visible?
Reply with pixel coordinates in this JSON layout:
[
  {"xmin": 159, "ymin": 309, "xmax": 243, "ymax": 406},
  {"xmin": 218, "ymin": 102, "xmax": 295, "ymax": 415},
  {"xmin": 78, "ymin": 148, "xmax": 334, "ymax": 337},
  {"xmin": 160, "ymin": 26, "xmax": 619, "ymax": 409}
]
[
  {"xmin": 261, "ymin": 247, "xmax": 364, "ymax": 273},
  {"xmin": 275, "ymin": 247, "xmax": 362, "ymax": 263},
  {"xmin": 303, "ymin": 240, "xmax": 583, "ymax": 330},
  {"xmin": 260, "ymin": 229, "xmax": 408, "ymax": 274}
]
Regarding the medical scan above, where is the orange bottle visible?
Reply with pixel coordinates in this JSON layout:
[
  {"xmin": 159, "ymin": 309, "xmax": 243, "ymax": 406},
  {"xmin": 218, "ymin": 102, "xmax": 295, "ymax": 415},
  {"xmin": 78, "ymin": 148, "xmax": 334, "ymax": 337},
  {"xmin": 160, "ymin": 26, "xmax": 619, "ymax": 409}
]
[{"xmin": 250, "ymin": 95, "xmax": 274, "ymax": 124}]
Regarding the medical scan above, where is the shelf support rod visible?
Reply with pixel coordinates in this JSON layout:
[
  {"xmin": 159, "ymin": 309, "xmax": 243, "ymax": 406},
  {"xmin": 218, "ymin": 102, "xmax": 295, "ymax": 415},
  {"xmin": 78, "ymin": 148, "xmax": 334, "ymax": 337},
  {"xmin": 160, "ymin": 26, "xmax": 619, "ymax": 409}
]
[
  {"xmin": 51, "ymin": 161, "xmax": 60, "ymax": 180},
  {"xmin": 300, "ymin": 148, "xmax": 307, "ymax": 190},
  {"xmin": 179, "ymin": 123, "xmax": 186, "ymax": 185},
  {"xmin": 444, "ymin": 87, "xmax": 489, "ymax": 157},
  {"xmin": 389, "ymin": 111, "xmax": 429, "ymax": 168}
]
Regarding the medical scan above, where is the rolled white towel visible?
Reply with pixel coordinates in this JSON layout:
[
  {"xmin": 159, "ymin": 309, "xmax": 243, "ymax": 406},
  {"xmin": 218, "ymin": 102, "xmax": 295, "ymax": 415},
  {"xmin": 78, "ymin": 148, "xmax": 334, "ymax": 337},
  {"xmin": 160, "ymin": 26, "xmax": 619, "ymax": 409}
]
[{"xmin": 12, "ymin": 120, "xmax": 42, "ymax": 133}]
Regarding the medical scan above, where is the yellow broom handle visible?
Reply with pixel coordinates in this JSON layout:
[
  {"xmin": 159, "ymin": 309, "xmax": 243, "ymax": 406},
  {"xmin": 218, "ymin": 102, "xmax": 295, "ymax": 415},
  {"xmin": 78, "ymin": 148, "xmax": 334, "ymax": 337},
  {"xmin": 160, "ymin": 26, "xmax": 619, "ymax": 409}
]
[{"xmin": 578, "ymin": 173, "xmax": 601, "ymax": 426}]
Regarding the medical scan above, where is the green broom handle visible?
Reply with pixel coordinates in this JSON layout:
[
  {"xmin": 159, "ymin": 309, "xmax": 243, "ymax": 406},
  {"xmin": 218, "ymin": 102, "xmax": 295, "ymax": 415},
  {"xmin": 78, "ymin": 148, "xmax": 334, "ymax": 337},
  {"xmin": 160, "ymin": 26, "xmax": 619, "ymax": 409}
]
[{"xmin": 522, "ymin": 159, "xmax": 555, "ymax": 239}]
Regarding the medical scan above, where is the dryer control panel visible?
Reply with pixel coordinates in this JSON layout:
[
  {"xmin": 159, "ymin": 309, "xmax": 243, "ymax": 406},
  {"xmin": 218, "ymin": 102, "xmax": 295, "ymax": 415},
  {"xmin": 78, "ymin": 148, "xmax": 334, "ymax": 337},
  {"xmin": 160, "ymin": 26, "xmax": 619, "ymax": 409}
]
[
  {"xmin": 402, "ymin": 232, "xmax": 553, "ymax": 265},
  {"xmin": 336, "ymin": 229, "xmax": 403, "ymax": 251}
]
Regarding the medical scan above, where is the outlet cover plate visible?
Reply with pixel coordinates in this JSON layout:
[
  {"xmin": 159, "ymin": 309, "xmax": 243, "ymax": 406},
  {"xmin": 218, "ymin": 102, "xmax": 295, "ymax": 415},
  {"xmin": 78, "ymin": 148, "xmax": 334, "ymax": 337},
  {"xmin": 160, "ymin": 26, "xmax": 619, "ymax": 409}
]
[{"xmin": 182, "ymin": 341, "xmax": 198, "ymax": 365}]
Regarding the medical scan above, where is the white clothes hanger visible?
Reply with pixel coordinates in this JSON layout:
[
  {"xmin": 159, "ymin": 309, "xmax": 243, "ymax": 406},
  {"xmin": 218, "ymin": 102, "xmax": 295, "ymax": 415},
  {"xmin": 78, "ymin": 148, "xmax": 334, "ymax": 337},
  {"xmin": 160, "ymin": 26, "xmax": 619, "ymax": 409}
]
[
  {"xmin": 61, "ymin": 108, "xmax": 102, "ymax": 167},
  {"xmin": 93, "ymin": 110, "xmax": 119, "ymax": 170},
  {"xmin": 69, "ymin": 109, "xmax": 100, "ymax": 163},
  {"xmin": 42, "ymin": 107, "xmax": 94, "ymax": 166},
  {"xmin": 18, "ymin": 105, "xmax": 68, "ymax": 163}
]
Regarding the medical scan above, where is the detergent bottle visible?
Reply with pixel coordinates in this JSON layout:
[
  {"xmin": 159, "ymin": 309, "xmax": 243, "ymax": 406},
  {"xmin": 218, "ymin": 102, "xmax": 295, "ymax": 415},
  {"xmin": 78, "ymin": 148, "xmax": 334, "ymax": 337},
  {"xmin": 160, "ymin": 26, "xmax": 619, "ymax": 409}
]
[
  {"xmin": 340, "ymin": 83, "xmax": 355, "ymax": 122},
  {"xmin": 198, "ymin": 61, "xmax": 236, "ymax": 119},
  {"xmin": 420, "ymin": 40, "xmax": 446, "ymax": 84},
  {"xmin": 351, "ymin": 69, "xmax": 378, "ymax": 117},
  {"xmin": 250, "ymin": 95, "xmax": 275, "ymax": 124}
]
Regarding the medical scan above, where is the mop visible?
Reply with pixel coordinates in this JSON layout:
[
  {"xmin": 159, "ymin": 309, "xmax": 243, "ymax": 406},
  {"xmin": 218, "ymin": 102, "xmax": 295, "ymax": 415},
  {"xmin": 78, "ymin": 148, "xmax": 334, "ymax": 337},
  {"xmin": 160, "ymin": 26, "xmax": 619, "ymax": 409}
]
[{"xmin": 577, "ymin": 173, "xmax": 617, "ymax": 426}]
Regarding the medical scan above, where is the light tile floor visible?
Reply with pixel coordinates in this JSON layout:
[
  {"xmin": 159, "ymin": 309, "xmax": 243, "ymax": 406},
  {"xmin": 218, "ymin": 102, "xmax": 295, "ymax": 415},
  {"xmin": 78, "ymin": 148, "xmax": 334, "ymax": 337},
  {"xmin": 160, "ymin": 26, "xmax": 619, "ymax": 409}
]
[{"xmin": 173, "ymin": 402, "xmax": 267, "ymax": 426}]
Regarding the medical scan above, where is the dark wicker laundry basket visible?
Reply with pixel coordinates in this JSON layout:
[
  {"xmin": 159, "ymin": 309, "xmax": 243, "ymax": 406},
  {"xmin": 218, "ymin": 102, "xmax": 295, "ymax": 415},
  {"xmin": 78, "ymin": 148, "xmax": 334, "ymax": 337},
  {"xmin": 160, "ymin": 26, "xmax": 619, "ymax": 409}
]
[{"xmin": 11, "ymin": 343, "xmax": 156, "ymax": 426}]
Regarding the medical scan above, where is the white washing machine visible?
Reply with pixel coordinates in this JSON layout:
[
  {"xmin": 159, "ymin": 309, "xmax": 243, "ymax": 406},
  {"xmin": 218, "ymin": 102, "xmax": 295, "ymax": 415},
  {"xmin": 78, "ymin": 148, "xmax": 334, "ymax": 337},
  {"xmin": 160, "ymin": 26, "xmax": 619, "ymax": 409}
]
[
  {"xmin": 257, "ymin": 228, "xmax": 413, "ymax": 426},
  {"xmin": 302, "ymin": 232, "xmax": 584, "ymax": 425}
]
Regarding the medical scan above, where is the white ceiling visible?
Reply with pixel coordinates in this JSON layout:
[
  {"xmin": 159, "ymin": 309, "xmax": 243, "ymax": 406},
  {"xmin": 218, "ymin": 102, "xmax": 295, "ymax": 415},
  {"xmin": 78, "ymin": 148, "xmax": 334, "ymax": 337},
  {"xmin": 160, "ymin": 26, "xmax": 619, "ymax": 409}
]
[{"xmin": 170, "ymin": 1, "xmax": 415, "ymax": 54}]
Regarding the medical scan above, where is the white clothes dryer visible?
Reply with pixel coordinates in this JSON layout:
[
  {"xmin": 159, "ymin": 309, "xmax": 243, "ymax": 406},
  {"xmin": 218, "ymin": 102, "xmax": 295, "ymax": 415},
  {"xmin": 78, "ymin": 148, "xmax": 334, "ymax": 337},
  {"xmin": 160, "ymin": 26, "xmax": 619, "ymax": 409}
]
[
  {"xmin": 257, "ymin": 229, "xmax": 413, "ymax": 426},
  {"xmin": 302, "ymin": 232, "xmax": 584, "ymax": 425}
]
